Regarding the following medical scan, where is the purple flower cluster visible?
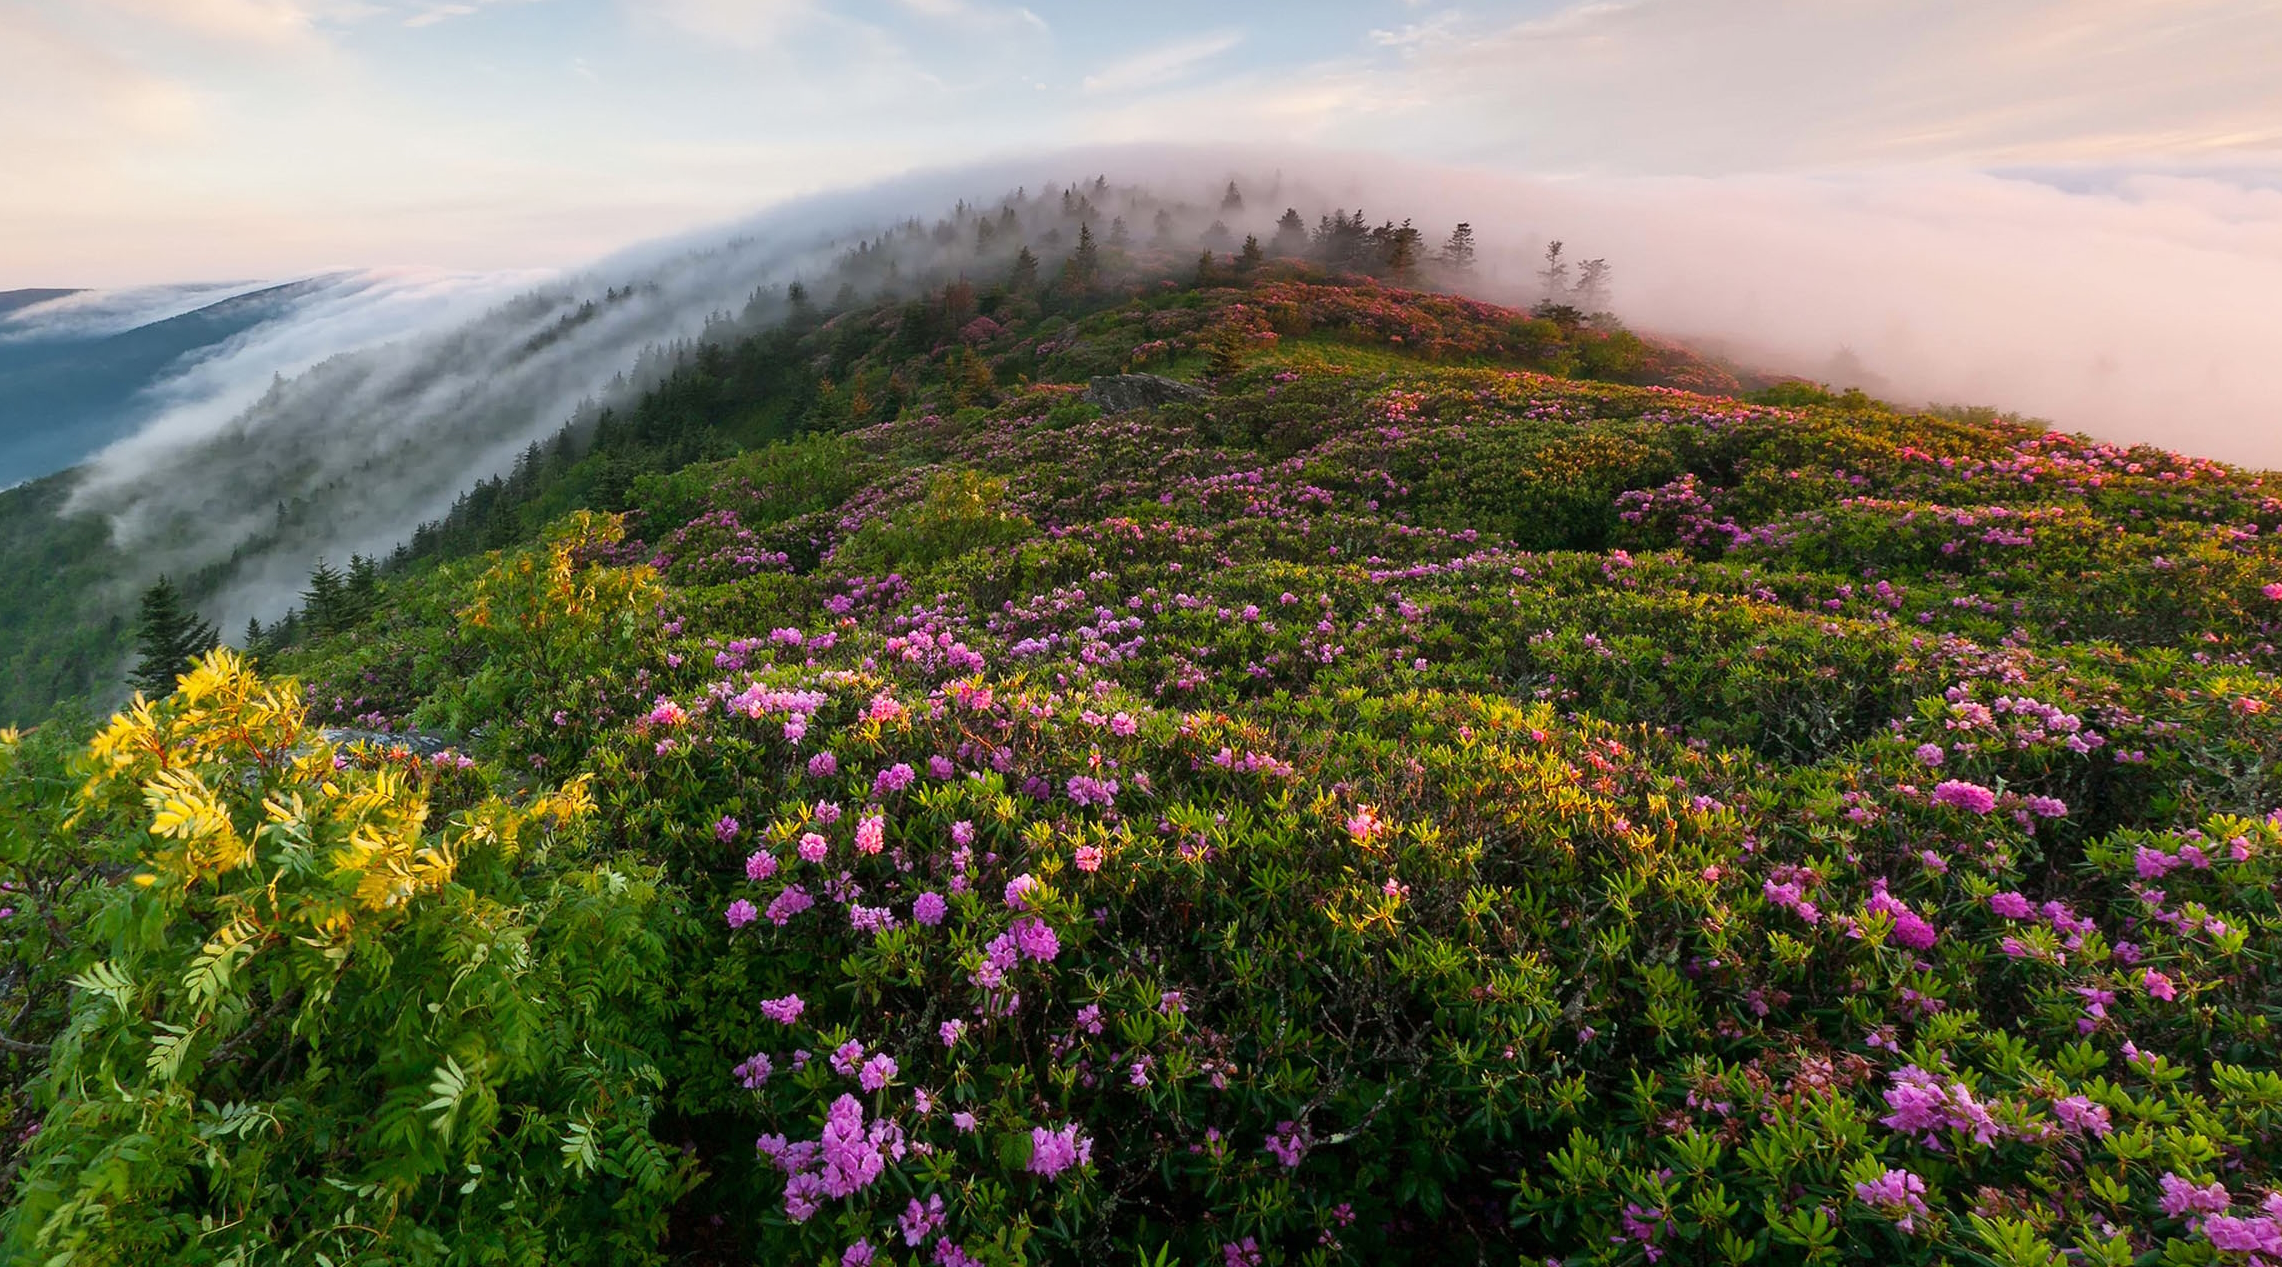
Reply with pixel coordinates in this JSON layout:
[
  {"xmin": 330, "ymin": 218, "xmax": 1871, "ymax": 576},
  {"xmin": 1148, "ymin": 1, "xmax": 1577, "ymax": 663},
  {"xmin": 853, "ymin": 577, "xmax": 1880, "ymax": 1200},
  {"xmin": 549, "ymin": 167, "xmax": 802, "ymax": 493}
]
[
  {"xmin": 1879, "ymin": 1065, "xmax": 2005, "ymax": 1145},
  {"xmin": 760, "ymin": 1094, "xmax": 906, "ymax": 1221},
  {"xmin": 1930, "ymin": 780, "xmax": 1997, "ymax": 814},
  {"xmin": 1853, "ymin": 1167, "xmax": 1931, "ymax": 1233},
  {"xmin": 1864, "ymin": 880, "xmax": 1938, "ymax": 951},
  {"xmin": 760, "ymin": 993, "xmax": 805, "ymax": 1024},
  {"xmin": 1027, "ymin": 1122, "xmax": 1094, "ymax": 1177},
  {"xmin": 767, "ymin": 885, "xmax": 816, "ymax": 925}
]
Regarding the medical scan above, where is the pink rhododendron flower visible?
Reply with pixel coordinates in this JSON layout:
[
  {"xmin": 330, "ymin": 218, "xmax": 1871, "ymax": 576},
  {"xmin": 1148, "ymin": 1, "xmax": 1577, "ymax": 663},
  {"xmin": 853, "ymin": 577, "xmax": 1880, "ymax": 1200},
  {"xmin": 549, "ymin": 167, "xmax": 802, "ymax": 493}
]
[
  {"xmin": 859, "ymin": 1052, "xmax": 898, "ymax": 1091},
  {"xmin": 725, "ymin": 899, "xmax": 758, "ymax": 929},
  {"xmin": 1028, "ymin": 1123, "xmax": 1094, "ymax": 1177},
  {"xmin": 856, "ymin": 815, "xmax": 886, "ymax": 855},
  {"xmin": 1854, "ymin": 1168, "xmax": 1930, "ymax": 1233},
  {"xmin": 746, "ymin": 850, "xmax": 779, "ymax": 881},
  {"xmin": 760, "ymin": 994, "xmax": 805, "ymax": 1024},
  {"xmin": 766, "ymin": 885, "xmax": 815, "ymax": 925},
  {"xmin": 733, "ymin": 1052, "xmax": 773, "ymax": 1088},
  {"xmin": 2160, "ymin": 1172, "xmax": 2231, "ymax": 1219},
  {"xmin": 1930, "ymin": 780, "xmax": 1997, "ymax": 814},
  {"xmin": 913, "ymin": 892, "xmax": 947, "ymax": 926},
  {"xmin": 1346, "ymin": 805, "xmax": 1387, "ymax": 846}
]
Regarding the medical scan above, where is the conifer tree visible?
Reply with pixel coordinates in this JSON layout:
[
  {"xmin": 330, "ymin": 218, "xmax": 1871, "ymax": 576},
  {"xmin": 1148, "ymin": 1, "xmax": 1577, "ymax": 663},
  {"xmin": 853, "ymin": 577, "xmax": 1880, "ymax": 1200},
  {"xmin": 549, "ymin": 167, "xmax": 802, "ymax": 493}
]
[
  {"xmin": 1375, "ymin": 219, "xmax": 1423, "ymax": 282},
  {"xmin": 303, "ymin": 558, "xmax": 345, "ymax": 636},
  {"xmin": 1221, "ymin": 180, "xmax": 1243, "ymax": 213},
  {"xmin": 1573, "ymin": 258, "xmax": 1612, "ymax": 310},
  {"xmin": 1151, "ymin": 208, "xmax": 1176, "ymax": 247},
  {"xmin": 1539, "ymin": 240, "xmax": 1569, "ymax": 300},
  {"xmin": 346, "ymin": 554, "xmax": 380, "ymax": 625},
  {"xmin": 1270, "ymin": 208, "xmax": 1308, "ymax": 257},
  {"xmin": 1008, "ymin": 247, "xmax": 1039, "ymax": 293},
  {"xmin": 1062, "ymin": 222, "xmax": 1100, "ymax": 293},
  {"xmin": 1439, "ymin": 223, "xmax": 1477, "ymax": 274},
  {"xmin": 1107, "ymin": 216, "xmax": 1130, "ymax": 249},
  {"xmin": 1237, "ymin": 234, "xmax": 1264, "ymax": 272},
  {"xmin": 129, "ymin": 576, "xmax": 218, "ymax": 697}
]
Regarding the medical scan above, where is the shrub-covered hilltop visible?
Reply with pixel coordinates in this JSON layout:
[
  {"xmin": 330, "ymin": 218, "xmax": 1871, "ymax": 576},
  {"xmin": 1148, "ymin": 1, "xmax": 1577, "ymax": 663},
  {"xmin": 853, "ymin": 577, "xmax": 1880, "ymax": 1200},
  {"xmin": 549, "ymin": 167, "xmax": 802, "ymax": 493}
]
[{"xmin": 6, "ymin": 258, "xmax": 2282, "ymax": 1267}]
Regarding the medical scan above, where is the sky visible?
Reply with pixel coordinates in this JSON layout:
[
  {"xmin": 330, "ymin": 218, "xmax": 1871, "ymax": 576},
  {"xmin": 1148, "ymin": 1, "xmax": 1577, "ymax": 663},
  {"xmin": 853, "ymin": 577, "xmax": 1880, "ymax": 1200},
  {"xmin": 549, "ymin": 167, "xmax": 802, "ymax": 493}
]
[{"xmin": 9, "ymin": 0, "xmax": 2282, "ymax": 285}]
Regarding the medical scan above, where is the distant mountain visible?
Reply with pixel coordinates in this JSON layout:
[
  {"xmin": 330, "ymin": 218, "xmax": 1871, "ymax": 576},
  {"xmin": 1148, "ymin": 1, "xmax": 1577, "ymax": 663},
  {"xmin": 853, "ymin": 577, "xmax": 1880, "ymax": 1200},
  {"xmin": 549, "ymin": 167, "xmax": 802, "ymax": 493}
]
[
  {"xmin": 0, "ymin": 289, "xmax": 83, "ymax": 318},
  {"xmin": 0, "ymin": 281, "xmax": 323, "ymax": 488}
]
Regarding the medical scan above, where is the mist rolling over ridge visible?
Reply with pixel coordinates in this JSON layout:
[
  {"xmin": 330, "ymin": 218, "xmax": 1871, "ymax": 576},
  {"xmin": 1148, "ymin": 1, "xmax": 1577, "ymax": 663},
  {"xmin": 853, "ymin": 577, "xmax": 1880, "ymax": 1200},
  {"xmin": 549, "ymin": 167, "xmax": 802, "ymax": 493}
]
[{"xmin": 50, "ymin": 150, "xmax": 2282, "ymax": 630}]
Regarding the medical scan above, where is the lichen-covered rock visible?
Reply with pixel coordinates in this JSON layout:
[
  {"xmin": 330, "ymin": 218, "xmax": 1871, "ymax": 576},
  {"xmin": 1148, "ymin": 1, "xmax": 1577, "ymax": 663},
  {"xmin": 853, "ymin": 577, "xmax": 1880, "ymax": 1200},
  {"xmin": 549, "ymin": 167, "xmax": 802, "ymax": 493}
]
[{"xmin": 1083, "ymin": 373, "xmax": 1207, "ymax": 413}]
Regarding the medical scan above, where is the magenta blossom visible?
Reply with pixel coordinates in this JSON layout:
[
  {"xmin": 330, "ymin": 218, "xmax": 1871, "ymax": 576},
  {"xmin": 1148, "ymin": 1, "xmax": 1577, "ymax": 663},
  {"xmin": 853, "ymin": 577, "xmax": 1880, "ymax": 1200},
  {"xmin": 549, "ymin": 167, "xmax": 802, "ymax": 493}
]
[
  {"xmin": 859, "ymin": 1052, "xmax": 898, "ymax": 1091},
  {"xmin": 725, "ymin": 899, "xmax": 759, "ymax": 929},
  {"xmin": 766, "ymin": 885, "xmax": 815, "ymax": 925},
  {"xmin": 1028, "ymin": 1123, "xmax": 1094, "ymax": 1177},
  {"xmin": 761, "ymin": 994, "xmax": 805, "ymax": 1024},
  {"xmin": 1853, "ymin": 1168, "xmax": 1931, "ymax": 1233},
  {"xmin": 1010, "ymin": 916, "xmax": 1060, "ymax": 962},
  {"xmin": 746, "ymin": 850, "xmax": 779, "ymax": 881},
  {"xmin": 1930, "ymin": 780, "xmax": 1998, "ymax": 814},
  {"xmin": 913, "ymin": 892, "xmax": 948, "ymax": 926},
  {"xmin": 1004, "ymin": 873, "xmax": 1039, "ymax": 909}
]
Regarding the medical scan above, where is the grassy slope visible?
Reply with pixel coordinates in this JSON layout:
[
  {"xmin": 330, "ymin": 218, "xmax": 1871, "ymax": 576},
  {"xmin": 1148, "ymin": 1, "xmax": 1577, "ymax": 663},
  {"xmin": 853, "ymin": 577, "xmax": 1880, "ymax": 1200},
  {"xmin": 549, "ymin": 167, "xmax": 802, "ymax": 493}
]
[{"xmin": 9, "ymin": 264, "xmax": 2282, "ymax": 1264}]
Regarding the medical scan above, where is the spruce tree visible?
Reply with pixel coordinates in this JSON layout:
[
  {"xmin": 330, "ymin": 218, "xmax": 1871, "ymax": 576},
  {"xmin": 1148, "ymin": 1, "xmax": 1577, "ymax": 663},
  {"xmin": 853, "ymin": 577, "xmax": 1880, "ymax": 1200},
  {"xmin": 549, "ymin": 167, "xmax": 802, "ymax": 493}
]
[
  {"xmin": 1237, "ymin": 234, "xmax": 1264, "ymax": 272},
  {"xmin": 1008, "ymin": 247, "xmax": 1039, "ymax": 293},
  {"xmin": 1440, "ymin": 223, "xmax": 1477, "ymax": 274},
  {"xmin": 1071, "ymin": 221, "xmax": 1099, "ymax": 289},
  {"xmin": 1221, "ymin": 180, "xmax": 1243, "ymax": 213},
  {"xmin": 1573, "ymin": 258, "xmax": 1612, "ymax": 310},
  {"xmin": 129, "ymin": 576, "xmax": 219, "ymax": 697},
  {"xmin": 303, "ymin": 558, "xmax": 345, "ymax": 636},
  {"xmin": 1270, "ymin": 208, "xmax": 1308, "ymax": 257},
  {"xmin": 345, "ymin": 554, "xmax": 380, "ymax": 625},
  {"xmin": 1539, "ymin": 240, "xmax": 1569, "ymax": 300}
]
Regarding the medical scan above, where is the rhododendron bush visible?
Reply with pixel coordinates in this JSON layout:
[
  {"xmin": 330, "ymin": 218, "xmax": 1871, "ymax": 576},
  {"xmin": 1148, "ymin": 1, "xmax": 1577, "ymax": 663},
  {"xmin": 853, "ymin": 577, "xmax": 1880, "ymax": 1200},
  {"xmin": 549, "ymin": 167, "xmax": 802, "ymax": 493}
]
[{"xmin": 5, "ymin": 265, "xmax": 2282, "ymax": 1265}]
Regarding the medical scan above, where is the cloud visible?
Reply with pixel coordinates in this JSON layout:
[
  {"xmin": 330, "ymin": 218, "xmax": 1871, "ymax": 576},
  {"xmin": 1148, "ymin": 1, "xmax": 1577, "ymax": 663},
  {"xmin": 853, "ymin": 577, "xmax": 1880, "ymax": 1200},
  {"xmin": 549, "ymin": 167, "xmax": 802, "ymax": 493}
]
[
  {"xmin": 1082, "ymin": 30, "xmax": 1243, "ymax": 95},
  {"xmin": 891, "ymin": 0, "xmax": 1047, "ymax": 34},
  {"xmin": 1364, "ymin": 0, "xmax": 2282, "ymax": 171},
  {"xmin": 0, "ymin": 8, "xmax": 204, "ymax": 172},
  {"xmin": 1183, "ymin": 147, "xmax": 2282, "ymax": 467},
  {"xmin": 631, "ymin": 0, "xmax": 819, "ymax": 48},
  {"xmin": 83, "ymin": 0, "xmax": 326, "ymax": 49}
]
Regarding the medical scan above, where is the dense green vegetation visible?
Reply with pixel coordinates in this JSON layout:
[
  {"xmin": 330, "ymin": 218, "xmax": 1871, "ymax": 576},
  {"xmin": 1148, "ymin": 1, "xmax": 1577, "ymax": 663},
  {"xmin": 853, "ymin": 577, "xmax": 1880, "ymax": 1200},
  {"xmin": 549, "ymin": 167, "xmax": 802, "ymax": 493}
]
[{"xmin": 5, "ymin": 257, "xmax": 2282, "ymax": 1266}]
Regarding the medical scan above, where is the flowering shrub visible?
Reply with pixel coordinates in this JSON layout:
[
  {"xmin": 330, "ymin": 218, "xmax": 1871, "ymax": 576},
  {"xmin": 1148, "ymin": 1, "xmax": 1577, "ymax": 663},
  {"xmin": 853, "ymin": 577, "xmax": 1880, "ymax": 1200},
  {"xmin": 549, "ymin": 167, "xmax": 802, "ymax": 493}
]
[{"xmin": 11, "ymin": 269, "xmax": 2282, "ymax": 1264}]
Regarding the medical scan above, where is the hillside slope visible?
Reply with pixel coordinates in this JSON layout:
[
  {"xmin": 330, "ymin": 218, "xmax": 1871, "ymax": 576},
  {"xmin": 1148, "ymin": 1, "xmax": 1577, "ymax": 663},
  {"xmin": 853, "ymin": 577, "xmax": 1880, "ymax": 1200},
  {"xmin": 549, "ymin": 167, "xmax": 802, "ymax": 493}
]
[{"xmin": 3, "ymin": 266, "xmax": 2279, "ymax": 1266}]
